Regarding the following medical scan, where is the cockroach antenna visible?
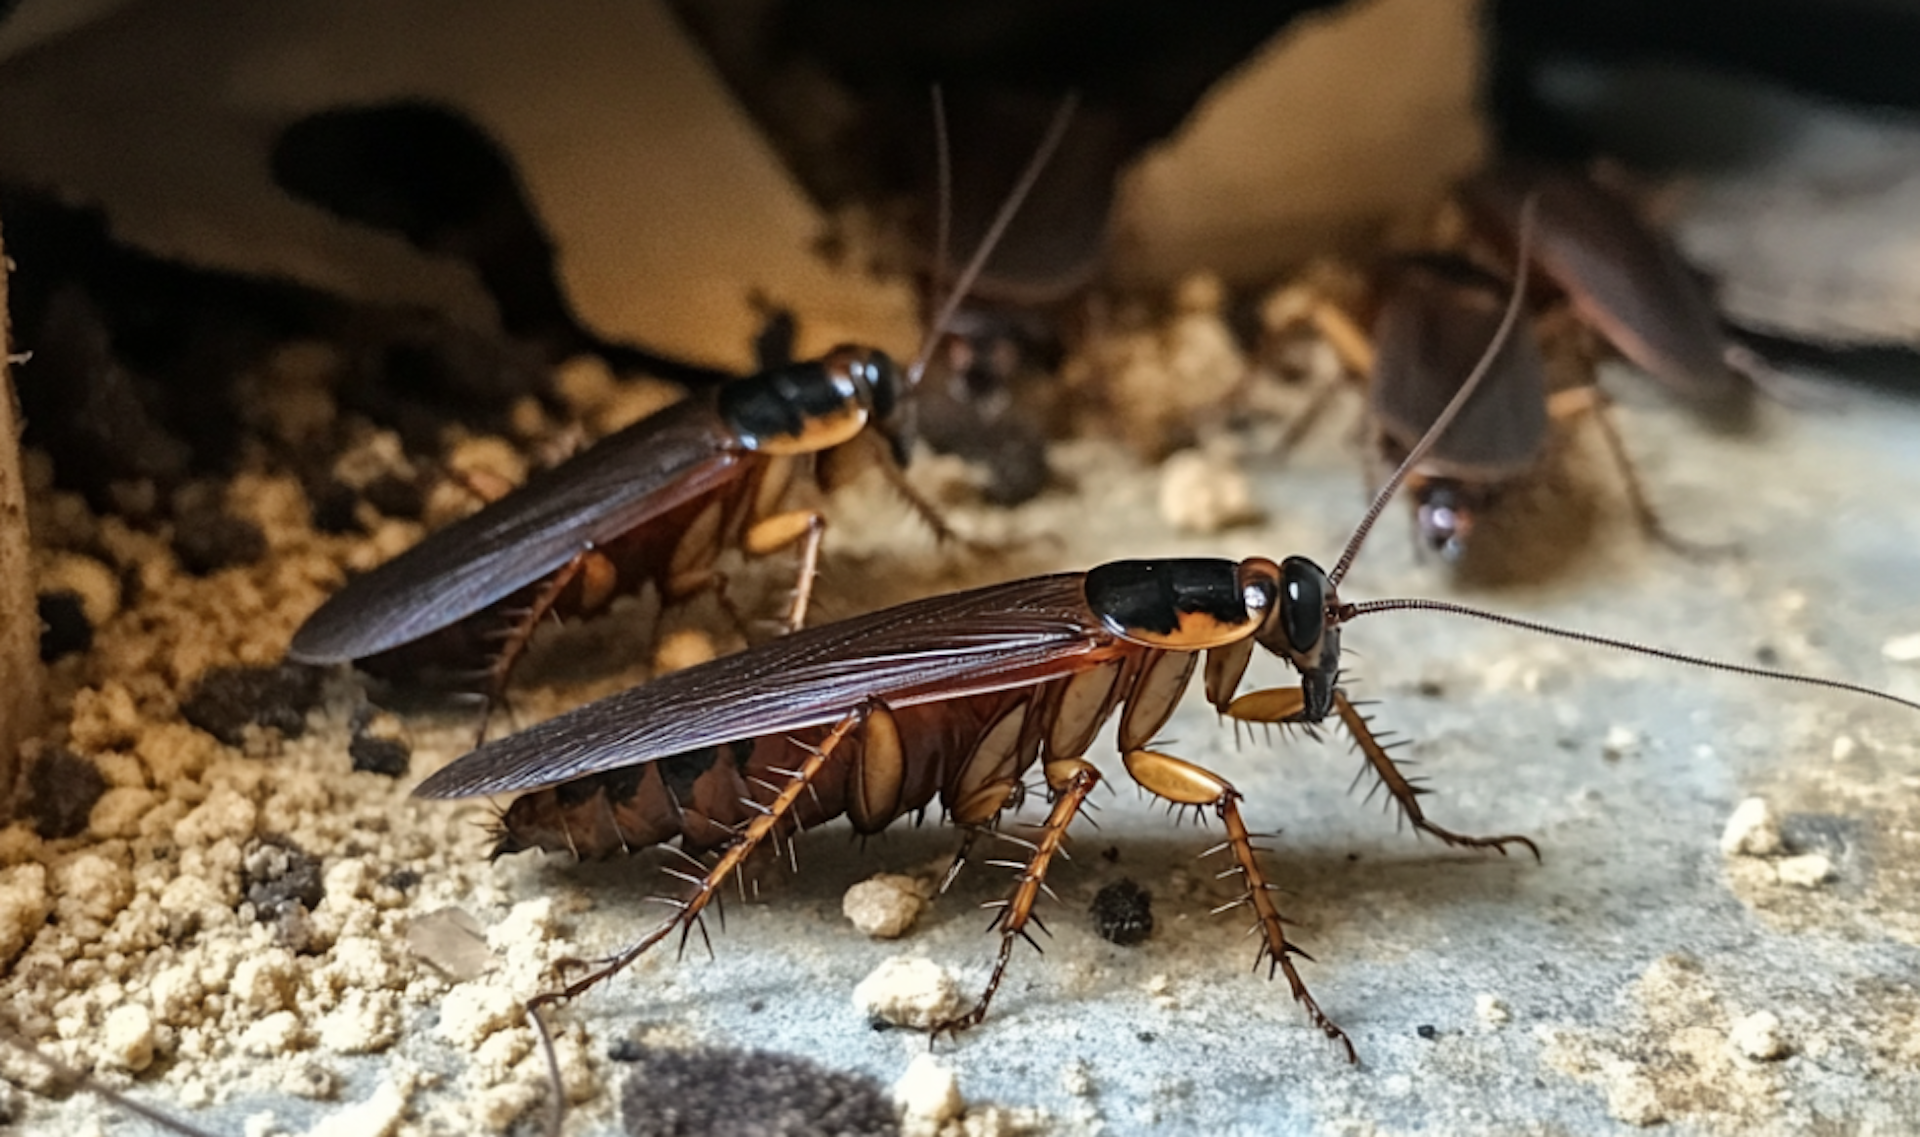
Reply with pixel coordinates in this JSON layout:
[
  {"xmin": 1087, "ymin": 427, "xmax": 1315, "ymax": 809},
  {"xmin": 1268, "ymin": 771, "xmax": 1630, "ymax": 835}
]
[
  {"xmin": 1336, "ymin": 595, "xmax": 1920, "ymax": 715},
  {"xmin": 906, "ymin": 92, "xmax": 1079, "ymax": 386},
  {"xmin": 0, "ymin": 1030, "xmax": 225, "ymax": 1137}
]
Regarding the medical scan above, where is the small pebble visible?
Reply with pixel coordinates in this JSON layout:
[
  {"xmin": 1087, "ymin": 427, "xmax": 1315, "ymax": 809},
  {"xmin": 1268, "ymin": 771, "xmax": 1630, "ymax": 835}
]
[
  {"xmin": 842, "ymin": 874, "xmax": 927, "ymax": 940},
  {"xmin": 852, "ymin": 956, "xmax": 961, "ymax": 1030},
  {"xmin": 1729, "ymin": 1010, "xmax": 1789, "ymax": 1060},
  {"xmin": 1476, "ymin": 994, "xmax": 1510, "ymax": 1028},
  {"xmin": 893, "ymin": 1053, "xmax": 963, "ymax": 1124},
  {"xmin": 1831, "ymin": 735, "xmax": 1857, "ymax": 761},
  {"xmin": 1776, "ymin": 852, "xmax": 1833, "ymax": 889},
  {"xmin": 1882, "ymin": 632, "xmax": 1920, "ymax": 663},
  {"xmin": 1601, "ymin": 725, "xmax": 1639, "ymax": 760},
  {"xmin": 101, "ymin": 1003, "xmax": 155, "ymax": 1072},
  {"xmin": 1720, "ymin": 797, "xmax": 1783, "ymax": 858}
]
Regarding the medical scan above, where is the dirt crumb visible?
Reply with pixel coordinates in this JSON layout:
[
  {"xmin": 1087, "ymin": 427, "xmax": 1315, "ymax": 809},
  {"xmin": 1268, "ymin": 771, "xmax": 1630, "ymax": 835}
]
[
  {"xmin": 843, "ymin": 873, "xmax": 929, "ymax": 939},
  {"xmin": 24, "ymin": 749, "xmax": 108, "ymax": 840},
  {"xmin": 895, "ymin": 1052, "xmax": 963, "ymax": 1125},
  {"xmin": 1720, "ymin": 797, "xmax": 1783, "ymax": 857},
  {"xmin": 852, "ymin": 956, "xmax": 962, "ymax": 1030}
]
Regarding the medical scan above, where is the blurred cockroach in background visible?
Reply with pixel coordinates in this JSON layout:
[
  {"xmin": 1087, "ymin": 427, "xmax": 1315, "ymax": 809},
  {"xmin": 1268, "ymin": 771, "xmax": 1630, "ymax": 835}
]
[
  {"xmin": 1269, "ymin": 162, "xmax": 1749, "ymax": 566},
  {"xmin": 288, "ymin": 97, "xmax": 1078, "ymax": 737},
  {"xmin": 409, "ymin": 210, "xmax": 1920, "ymax": 1077}
]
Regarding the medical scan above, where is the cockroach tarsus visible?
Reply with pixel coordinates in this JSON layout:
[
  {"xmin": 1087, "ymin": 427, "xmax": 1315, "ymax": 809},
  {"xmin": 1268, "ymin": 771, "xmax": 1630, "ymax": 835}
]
[{"xmin": 286, "ymin": 97, "xmax": 1080, "ymax": 741}]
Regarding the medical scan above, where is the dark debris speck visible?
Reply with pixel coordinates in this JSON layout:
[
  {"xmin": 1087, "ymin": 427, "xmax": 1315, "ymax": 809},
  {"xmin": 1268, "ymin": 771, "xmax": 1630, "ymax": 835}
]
[
  {"xmin": 381, "ymin": 868, "xmax": 421, "ymax": 893},
  {"xmin": 243, "ymin": 836, "xmax": 326, "ymax": 952},
  {"xmin": 361, "ymin": 471, "xmax": 427, "ymax": 520},
  {"xmin": 349, "ymin": 732, "xmax": 411, "ymax": 778},
  {"xmin": 618, "ymin": 1046, "xmax": 898, "ymax": 1137},
  {"xmin": 37, "ymin": 591, "xmax": 93, "ymax": 662},
  {"xmin": 180, "ymin": 663, "xmax": 325, "ymax": 747},
  {"xmin": 26, "ymin": 749, "xmax": 108, "ymax": 839},
  {"xmin": 171, "ymin": 509, "xmax": 267, "ymax": 575},
  {"xmin": 1090, "ymin": 878, "xmax": 1154, "ymax": 946},
  {"xmin": 1417, "ymin": 1024, "xmax": 1439, "ymax": 1040}
]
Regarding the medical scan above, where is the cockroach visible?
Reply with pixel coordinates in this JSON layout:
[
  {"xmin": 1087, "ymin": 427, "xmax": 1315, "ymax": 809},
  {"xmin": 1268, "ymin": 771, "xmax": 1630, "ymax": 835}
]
[
  {"xmin": 286, "ymin": 97, "xmax": 1077, "ymax": 731},
  {"xmin": 412, "ymin": 214, "xmax": 1920, "ymax": 1065},
  {"xmin": 1457, "ymin": 159, "xmax": 1762, "ymax": 420},
  {"xmin": 1365, "ymin": 252, "xmax": 1694, "ymax": 562}
]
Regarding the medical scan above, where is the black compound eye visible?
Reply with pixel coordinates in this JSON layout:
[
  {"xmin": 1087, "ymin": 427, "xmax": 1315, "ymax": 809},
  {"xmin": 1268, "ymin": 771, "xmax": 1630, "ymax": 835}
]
[
  {"xmin": 865, "ymin": 352, "xmax": 902, "ymax": 419},
  {"xmin": 1280, "ymin": 557, "xmax": 1326, "ymax": 654}
]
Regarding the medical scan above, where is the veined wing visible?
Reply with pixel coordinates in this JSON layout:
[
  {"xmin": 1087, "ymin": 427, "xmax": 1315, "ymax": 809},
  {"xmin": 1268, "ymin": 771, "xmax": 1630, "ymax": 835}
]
[
  {"xmin": 290, "ymin": 398, "xmax": 745, "ymax": 662},
  {"xmin": 414, "ymin": 573, "xmax": 1106, "ymax": 797}
]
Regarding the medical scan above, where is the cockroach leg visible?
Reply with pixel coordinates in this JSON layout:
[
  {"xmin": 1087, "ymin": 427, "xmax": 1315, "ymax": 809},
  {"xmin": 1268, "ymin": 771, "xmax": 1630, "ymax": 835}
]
[
  {"xmin": 476, "ymin": 548, "xmax": 605, "ymax": 746},
  {"xmin": 740, "ymin": 509, "xmax": 826, "ymax": 633},
  {"xmin": 1562, "ymin": 385, "xmax": 1735, "ymax": 560},
  {"xmin": 1329, "ymin": 692, "xmax": 1540, "ymax": 859},
  {"xmin": 931, "ymin": 758, "xmax": 1101, "ymax": 1041},
  {"xmin": 529, "ymin": 704, "xmax": 869, "ymax": 1012},
  {"xmin": 1122, "ymin": 747, "xmax": 1355, "ymax": 1062}
]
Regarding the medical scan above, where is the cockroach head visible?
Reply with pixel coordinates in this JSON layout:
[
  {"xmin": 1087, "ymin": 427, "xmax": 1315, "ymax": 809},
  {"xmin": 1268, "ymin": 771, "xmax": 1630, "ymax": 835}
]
[
  {"xmin": 851, "ymin": 348, "xmax": 917, "ymax": 468},
  {"xmin": 1251, "ymin": 556, "xmax": 1343, "ymax": 720}
]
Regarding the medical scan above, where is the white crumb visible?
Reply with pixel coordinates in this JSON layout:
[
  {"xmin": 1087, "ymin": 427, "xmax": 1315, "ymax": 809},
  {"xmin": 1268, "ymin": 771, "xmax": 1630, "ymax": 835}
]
[
  {"xmin": 1728, "ymin": 1011, "xmax": 1789, "ymax": 1061},
  {"xmin": 1476, "ymin": 994, "xmax": 1511, "ymax": 1028},
  {"xmin": 895, "ymin": 1052, "xmax": 964, "ymax": 1123},
  {"xmin": 851, "ymin": 956, "xmax": 962, "ymax": 1029},
  {"xmin": 1776, "ymin": 853, "xmax": 1833, "ymax": 889},
  {"xmin": 842, "ymin": 873, "xmax": 929, "ymax": 939},
  {"xmin": 1720, "ymin": 798, "xmax": 1783, "ymax": 857}
]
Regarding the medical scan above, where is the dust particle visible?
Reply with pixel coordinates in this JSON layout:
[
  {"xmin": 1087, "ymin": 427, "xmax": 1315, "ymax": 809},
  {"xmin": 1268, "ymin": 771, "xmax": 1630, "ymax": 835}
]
[
  {"xmin": 1776, "ymin": 852, "xmax": 1833, "ymax": 888},
  {"xmin": 616, "ymin": 1045, "xmax": 898, "ymax": 1137},
  {"xmin": 25, "ymin": 748, "xmax": 108, "ymax": 839}
]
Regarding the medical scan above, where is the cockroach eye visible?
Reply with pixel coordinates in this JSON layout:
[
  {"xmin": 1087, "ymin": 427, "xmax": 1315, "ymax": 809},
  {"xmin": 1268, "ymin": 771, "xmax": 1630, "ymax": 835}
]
[{"xmin": 1280, "ymin": 558, "xmax": 1326, "ymax": 653}]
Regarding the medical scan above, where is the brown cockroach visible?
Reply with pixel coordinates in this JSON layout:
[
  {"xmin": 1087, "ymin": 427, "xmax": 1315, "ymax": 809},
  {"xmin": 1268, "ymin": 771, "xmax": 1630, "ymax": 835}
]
[
  {"xmin": 286, "ymin": 97, "xmax": 1077, "ymax": 731},
  {"xmin": 1364, "ymin": 252, "xmax": 1695, "ymax": 562},
  {"xmin": 1457, "ymin": 159, "xmax": 1763, "ymax": 420},
  {"xmin": 412, "ymin": 216, "xmax": 1920, "ymax": 1064}
]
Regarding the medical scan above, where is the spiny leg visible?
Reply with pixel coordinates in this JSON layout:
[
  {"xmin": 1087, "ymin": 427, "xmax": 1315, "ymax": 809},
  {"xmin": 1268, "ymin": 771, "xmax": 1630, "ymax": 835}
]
[
  {"xmin": 932, "ymin": 759, "xmax": 1101, "ymax": 1039},
  {"xmin": 527, "ymin": 705, "xmax": 867, "ymax": 1013},
  {"xmin": 740, "ymin": 509, "xmax": 826, "ymax": 633},
  {"xmin": 1123, "ymin": 748, "xmax": 1355, "ymax": 1062},
  {"xmin": 1551, "ymin": 384, "xmax": 1729, "ymax": 559},
  {"xmin": 1330, "ymin": 691, "xmax": 1539, "ymax": 858},
  {"xmin": 476, "ymin": 549, "xmax": 609, "ymax": 746}
]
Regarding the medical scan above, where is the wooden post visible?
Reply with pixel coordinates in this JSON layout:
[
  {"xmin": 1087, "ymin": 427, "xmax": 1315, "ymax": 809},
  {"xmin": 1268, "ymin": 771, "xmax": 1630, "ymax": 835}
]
[{"xmin": 0, "ymin": 221, "xmax": 44, "ymax": 805}]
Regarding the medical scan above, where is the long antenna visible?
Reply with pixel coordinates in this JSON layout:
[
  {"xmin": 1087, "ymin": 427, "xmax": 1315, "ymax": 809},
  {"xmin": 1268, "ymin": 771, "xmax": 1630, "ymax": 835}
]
[
  {"xmin": 1343, "ymin": 596, "xmax": 1920, "ymax": 714},
  {"xmin": 1328, "ymin": 195, "xmax": 1540, "ymax": 587},
  {"xmin": 928, "ymin": 85, "xmax": 953, "ymax": 342},
  {"xmin": 908, "ymin": 93, "xmax": 1079, "ymax": 384}
]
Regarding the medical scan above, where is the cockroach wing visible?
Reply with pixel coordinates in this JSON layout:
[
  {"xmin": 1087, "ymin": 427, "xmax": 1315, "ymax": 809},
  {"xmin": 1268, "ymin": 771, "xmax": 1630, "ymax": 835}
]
[
  {"xmin": 414, "ymin": 574, "xmax": 1107, "ymax": 797},
  {"xmin": 1460, "ymin": 162, "xmax": 1747, "ymax": 411},
  {"xmin": 1370, "ymin": 255, "xmax": 1549, "ymax": 480},
  {"xmin": 290, "ymin": 399, "xmax": 747, "ymax": 663}
]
